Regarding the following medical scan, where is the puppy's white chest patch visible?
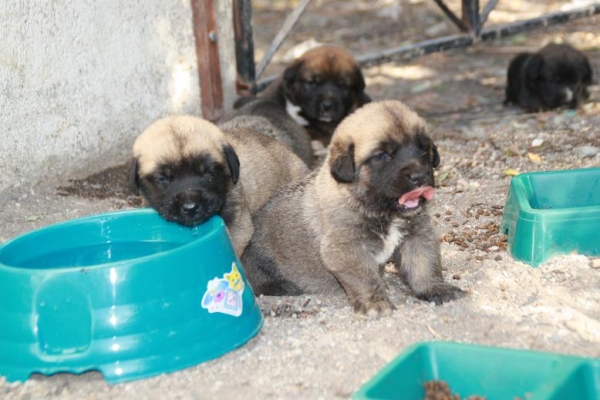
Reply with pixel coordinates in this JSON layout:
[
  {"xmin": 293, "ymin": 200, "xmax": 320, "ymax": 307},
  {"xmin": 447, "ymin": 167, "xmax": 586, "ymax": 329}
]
[
  {"xmin": 374, "ymin": 219, "xmax": 405, "ymax": 265},
  {"xmin": 286, "ymin": 99, "xmax": 309, "ymax": 126},
  {"xmin": 564, "ymin": 88, "xmax": 573, "ymax": 102}
]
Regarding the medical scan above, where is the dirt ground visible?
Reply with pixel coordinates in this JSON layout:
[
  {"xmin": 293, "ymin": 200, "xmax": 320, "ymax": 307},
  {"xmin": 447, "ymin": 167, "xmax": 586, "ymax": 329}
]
[{"xmin": 1, "ymin": 1, "xmax": 600, "ymax": 399}]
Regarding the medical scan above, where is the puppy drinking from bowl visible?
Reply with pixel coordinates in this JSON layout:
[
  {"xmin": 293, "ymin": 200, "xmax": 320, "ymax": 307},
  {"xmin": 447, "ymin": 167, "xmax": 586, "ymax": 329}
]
[{"xmin": 130, "ymin": 115, "xmax": 308, "ymax": 256}]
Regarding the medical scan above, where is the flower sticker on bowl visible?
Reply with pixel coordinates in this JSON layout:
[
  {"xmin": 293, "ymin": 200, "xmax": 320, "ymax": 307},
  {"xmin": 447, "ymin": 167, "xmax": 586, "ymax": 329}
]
[{"xmin": 201, "ymin": 263, "xmax": 245, "ymax": 317}]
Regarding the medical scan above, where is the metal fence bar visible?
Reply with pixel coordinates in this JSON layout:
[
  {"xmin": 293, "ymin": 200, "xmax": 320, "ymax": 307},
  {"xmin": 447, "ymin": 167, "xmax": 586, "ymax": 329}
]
[
  {"xmin": 462, "ymin": 0, "xmax": 481, "ymax": 35},
  {"xmin": 480, "ymin": 0, "xmax": 499, "ymax": 27},
  {"xmin": 233, "ymin": 0, "xmax": 256, "ymax": 85},
  {"xmin": 254, "ymin": 0, "xmax": 313, "ymax": 79},
  {"xmin": 357, "ymin": 34, "xmax": 475, "ymax": 68},
  {"xmin": 433, "ymin": 0, "xmax": 468, "ymax": 32},
  {"xmin": 480, "ymin": 4, "xmax": 600, "ymax": 41},
  {"xmin": 252, "ymin": 3, "xmax": 600, "ymax": 93}
]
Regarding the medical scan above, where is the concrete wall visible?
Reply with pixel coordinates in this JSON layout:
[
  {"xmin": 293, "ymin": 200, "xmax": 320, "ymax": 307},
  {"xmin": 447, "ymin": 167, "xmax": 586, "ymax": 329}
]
[{"xmin": 0, "ymin": 0, "xmax": 236, "ymax": 190}]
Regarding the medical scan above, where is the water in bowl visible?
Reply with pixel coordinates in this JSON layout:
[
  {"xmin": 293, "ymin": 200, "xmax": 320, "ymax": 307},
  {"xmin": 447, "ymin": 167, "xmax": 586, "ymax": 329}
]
[{"xmin": 18, "ymin": 241, "xmax": 183, "ymax": 269}]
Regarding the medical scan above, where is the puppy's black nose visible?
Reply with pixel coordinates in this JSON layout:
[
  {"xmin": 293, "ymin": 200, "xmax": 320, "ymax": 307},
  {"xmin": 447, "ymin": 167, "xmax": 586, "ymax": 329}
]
[
  {"xmin": 320, "ymin": 100, "xmax": 333, "ymax": 112},
  {"xmin": 408, "ymin": 171, "xmax": 426, "ymax": 185},
  {"xmin": 183, "ymin": 201, "xmax": 198, "ymax": 211},
  {"xmin": 181, "ymin": 200, "xmax": 199, "ymax": 214},
  {"xmin": 176, "ymin": 193, "xmax": 200, "ymax": 215}
]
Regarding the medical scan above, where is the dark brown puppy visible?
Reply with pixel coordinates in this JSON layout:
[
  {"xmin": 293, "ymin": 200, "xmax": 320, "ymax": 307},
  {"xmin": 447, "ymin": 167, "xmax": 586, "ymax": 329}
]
[
  {"xmin": 131, "ymin": 115, "xmax": 308, "ymax": 256},
  {"xmin": 259, "ymin": 45, "xmax": 371, "ymax": 147},
  {"xmin": 242, "ymin": 101, "xmax": 465, "ymax": 316},
  {"xmin": 505, "ymin": 43, "xmax": 593, "ymax": 112}
]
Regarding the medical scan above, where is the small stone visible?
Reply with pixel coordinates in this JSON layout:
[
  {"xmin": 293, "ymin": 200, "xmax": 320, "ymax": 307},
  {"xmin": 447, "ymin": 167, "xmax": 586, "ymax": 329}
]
[
  {"xmin": 575, "ymin": 146, "xmax": 599, "ymax": 159},
  {"xmin": 531, "ymin": 138, "xmax": 544, "ymax": 147},
  {"xmin": 591, "ymin": 259, "xmax": 600, "ymax": 269}
]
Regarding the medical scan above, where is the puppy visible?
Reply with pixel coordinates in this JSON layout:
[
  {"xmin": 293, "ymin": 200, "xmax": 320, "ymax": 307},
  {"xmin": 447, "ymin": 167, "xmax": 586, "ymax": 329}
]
[
  {"xmin": 131, "ymin": 115, "xmax": 308, "ymax": 256},
  {"xmin": 242, "ymin": 101, "xmax": 465, "ymax": 316},
  {"xmin": 259, "ymin": 45, "xmax": 372, "ymax": 147},
  {"xmin": 219, "ymin": 100, "xmax": 315, "ymax": 167},
  {"xmin": 505, "ymin": 43, "xmax": 593, "ymax": 112}
]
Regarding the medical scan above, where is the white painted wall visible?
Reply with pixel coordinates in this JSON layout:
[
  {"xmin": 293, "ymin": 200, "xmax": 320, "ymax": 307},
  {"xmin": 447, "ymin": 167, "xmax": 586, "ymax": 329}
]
[{"xmin": 0, "ymin": 0, "xmax": 236, "ymax": 190}]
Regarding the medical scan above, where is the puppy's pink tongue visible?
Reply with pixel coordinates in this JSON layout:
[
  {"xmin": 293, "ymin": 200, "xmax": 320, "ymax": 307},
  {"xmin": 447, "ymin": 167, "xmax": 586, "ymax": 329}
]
[{"xmin": 399, "ymin": 186, "xmax": 434, "ymax": 208}]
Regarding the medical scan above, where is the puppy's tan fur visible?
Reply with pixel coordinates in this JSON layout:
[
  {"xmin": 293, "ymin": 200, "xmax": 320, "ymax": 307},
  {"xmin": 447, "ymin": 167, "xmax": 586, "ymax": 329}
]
[
  {"xmin": 219, "ymin": 111, "xmax": 314, "ymax": 167},
  {"xmin": 242, "ymin": 101, "xmax": 465, "ymax": 316},
  {"xmin": 133, "ymin": 115, "xmax": 308, "ymax": 256}
]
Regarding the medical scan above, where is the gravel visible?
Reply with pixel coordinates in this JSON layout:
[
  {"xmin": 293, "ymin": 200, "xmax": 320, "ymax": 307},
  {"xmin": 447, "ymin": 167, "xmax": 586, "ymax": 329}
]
[{"xmin": 1, "ymin": 2, "xmax": 599, "ymax": 399}]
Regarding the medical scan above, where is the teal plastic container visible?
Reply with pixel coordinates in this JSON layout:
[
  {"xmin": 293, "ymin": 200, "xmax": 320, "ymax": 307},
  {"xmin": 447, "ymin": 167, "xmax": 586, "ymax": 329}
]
[
  {"xmin": 500, "ymin": 167, "xmax": 600, "ymax": 266},
  {"xmin": 0, "ymin": 209, "xmax": 263, "ymax": 384},
  {"xmin": 353, "ymin": 341, "xmax": 600, "ymax": 400}
]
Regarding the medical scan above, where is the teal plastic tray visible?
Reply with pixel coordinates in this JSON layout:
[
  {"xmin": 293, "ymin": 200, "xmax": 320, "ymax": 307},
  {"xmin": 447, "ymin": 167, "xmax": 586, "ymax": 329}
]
[
  {"xmin": 500, "ymin": 167, "xmax": 600, "ymax": 266},
  {"xmin": 0, "ymin": 209, "xmax": 263, "ymax": 383},
  {"xmin": 353, "ymin": 342, "xmax": 600, "ymax": 400}
]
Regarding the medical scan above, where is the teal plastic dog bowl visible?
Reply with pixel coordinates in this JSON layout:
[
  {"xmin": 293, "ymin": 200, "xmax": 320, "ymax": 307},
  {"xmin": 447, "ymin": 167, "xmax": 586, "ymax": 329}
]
[
  {"xmin": 501, "ymin": 167, "xmax": 600, "ymax": 266},
  {"xmin": 353, "ymin": 341, "xmax": 600, "ymax": 400},
  {"xmin": 0, "ymin": 209, "xmax": 263, "ymax": 383}
]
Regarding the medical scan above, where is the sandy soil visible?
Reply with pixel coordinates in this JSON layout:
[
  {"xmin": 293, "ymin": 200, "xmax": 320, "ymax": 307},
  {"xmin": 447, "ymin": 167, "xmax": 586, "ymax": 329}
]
[{"xmin": 1, "ymin": 1, "xmax": 600, "ymax": 399}]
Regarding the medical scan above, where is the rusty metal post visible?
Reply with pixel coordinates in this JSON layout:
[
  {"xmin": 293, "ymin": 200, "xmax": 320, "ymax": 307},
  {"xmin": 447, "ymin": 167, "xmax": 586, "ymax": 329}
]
[
  {"xmin": 461, "ymin": 0, "xmax": 481, "ymax": 36},
  {"xmin": 433, "ymin": 0, "xmax": 468, "ymax": 32},
  {"xmin": 191, "ymin": 0, "xmax": 224, "ymax": 121},
  {"xmin": 233, "ymin": 0, "xmax": 256, "ymax": 83},
  {"xmin": 232, "ymin": 0, "xmax": 256, "ymax": 95}
]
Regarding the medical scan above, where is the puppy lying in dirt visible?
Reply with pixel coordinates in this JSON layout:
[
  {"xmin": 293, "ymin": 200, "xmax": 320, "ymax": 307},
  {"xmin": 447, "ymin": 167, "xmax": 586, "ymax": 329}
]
[
  {"xmin": 505, "ymin": 43, "xmax": 593, "ymax": 112},
  {"xmin": 242, "ymin": 101, "xmax": 466, "ymax": 316},
  {"xmin": 236, "ymin": 45, "xmax": 372, "ymax": 153},
  {"xmin": 130, "ymin": 115, "xmax": 308, "ymax": 256}
]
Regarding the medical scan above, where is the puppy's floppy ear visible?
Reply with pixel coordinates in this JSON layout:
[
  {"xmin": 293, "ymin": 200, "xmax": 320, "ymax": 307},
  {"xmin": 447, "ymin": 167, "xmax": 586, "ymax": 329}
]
[
  {"xmin": 525, "ymin": 54, "xmax": 544, "ymax": 80},
  {"xmin": 431, "ymin": 143, "xmax": 441, "ymax": 168},
  {"xmin": 418, "ymin": 130, "xmax": 440, "ymax": 168},
  {"xmin": 283, "ymin": 60, "xmax": 304, "ymax": 88},
  {"xmin": 353, "ymin": 65, "xmax": 366, "ymax": 94},
  {"xmin": 358, "ymin": 92, "xmax": 372, "ymax": 107},
  {"xmin": 223, "ymin": 144, "xmax": 240, "ymax": 184},
  {"xmin": 126, "ymin": 157, "xmax": 141, "ymax": 195},
  {"xmin": 351, "ymin": 66, "xmax": 372, "ymax": 108},
  {"xmin": 329, "ymin": 142, "xmax": 356, "ymax": 183}
]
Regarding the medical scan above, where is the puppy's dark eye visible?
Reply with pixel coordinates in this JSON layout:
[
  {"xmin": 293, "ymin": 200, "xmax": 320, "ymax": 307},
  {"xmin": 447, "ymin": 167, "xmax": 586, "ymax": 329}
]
[
  {"xmin": 158, "ymin": 174, "xmax": 171, "ymax": 184},
  {"xmin": 155, "ymin": 169, "xmax": 173, "ymax": 184},
  {"xmin": 372, "ymin": 151, "xmax": 392, "ymax": 162},
  {"xmin": 304, "ymin": 80, "xmax": 316, "ymax": 90},
  {"xmin": 338, "ymin": 81, "xmax": 349, "ymax": 91}
]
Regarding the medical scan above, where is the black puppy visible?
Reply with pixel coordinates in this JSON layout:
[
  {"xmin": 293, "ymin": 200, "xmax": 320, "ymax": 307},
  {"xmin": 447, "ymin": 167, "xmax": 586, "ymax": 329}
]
[{"xmin": 505, "ymin": 43, "xmax": 593, "ymax": 112}]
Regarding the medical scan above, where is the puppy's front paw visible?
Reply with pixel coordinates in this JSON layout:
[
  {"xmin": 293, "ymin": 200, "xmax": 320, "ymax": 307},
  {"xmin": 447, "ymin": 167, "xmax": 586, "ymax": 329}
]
[
  {"xmin": 353, "ymin": 298, "xmax": 396, "ymax": 317},
  {"xmin": 415, "ymin": 283, "xmax": 467, "ymax": 305}
]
